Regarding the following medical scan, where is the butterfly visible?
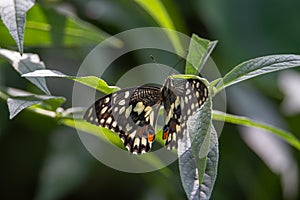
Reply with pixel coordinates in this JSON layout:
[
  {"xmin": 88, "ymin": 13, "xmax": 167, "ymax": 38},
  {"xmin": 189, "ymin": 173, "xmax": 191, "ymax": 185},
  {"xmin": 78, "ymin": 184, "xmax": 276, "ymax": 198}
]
[{"xmin": 84, "ymin": 76, "xmax": 208, "ymax": 154}]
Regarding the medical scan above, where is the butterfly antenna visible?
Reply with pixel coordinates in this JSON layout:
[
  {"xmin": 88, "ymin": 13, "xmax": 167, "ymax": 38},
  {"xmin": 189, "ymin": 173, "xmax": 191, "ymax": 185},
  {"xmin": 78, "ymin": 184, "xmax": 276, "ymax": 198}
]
[
  {"xmin": 150, "ymin": 53, "xmax": 184, "ymax": 77},
  {"xmin": 150, "ymin": 55, "xmax": 157, "ymax": 63},
  {"xmin": 150, "ymin": 55, "xmax": 170, "ymax": 78}
]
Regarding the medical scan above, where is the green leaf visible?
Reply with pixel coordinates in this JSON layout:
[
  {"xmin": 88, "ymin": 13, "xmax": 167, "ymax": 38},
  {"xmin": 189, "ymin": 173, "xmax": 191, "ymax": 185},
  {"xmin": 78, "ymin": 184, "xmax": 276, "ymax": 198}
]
[
  {"xmin": 7, "ymin": 95, "xmax": 65, "ymax": 119},
  {"xmin": 71, "ymin": 76, "xmax": 120, "ymax": 94},
  {"xmin": 215, "ymin": 54, "xmax": 300, "ymax": 94},
  {"xmin": 0, "ymin": 5, "xmax": 122, "ymax": 48},
  {"xmin": 135, "ymin": 0, "xmax": 183, "ymax": 54},
  {"xmin": 189, "ymin": 96, "xmax": 212, "ymax": 160},
  {"xmin": 0, "ymin": 49, "xmax": 50, "ymax": 94},
  {"xmin": 178, "ymin": 96, "xmax": 218, "ymax": 200},
  {"xmin": 200, "ymin": 126, "xmax": 219, "ymax": 200},
  {"xmin": 22, "ymin": 69, "xmax": 120, "ymax": 94},
  {"xmin": 0, "ymin": 0, "xmax": 34, "ymax": 54},
  {"xmin": 212, "ymin": 110, "xmax": 300, "ymax": 150},
  {"xmin": 178, "ymin": 127, "xmax": 219, "ymax": 200},
  {"xmin": 178, "ymin": 139, "xmax": 205, "ymax": 200},
  {"xmin": 185, "ymin": 34, "xmax": 217, "ymax": 75}
]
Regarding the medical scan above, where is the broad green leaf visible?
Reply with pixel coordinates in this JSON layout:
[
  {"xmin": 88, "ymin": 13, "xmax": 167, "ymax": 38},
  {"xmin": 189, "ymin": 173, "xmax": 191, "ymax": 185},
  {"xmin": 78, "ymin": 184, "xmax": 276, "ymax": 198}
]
[
  {"xmin": 0, "ymin": 0, "xmax": 34, "ymax": 54},
  {"xmin": 185, "ymin": 34, "xmax": 217, "ymax": 75},
  {"xmin": 200, "ymin": 126, "xmax": 219, "ymax": 200},
  {"xmin": 212, "ymin": 110, "xmax": 300, "ymax": 150},
  {"xmin": 135, "ymin": 0, "xmax": 183, "ymax": 54},
  {"xmin": 215, "ymin": 54, "xmax": 300, "ymax": 94},
  {"xmin": 189, "ymin": 96, "xmax": 212, "ymax": 159},
  {"xmin": 0, "ymin": 5, "xmax": 122, "ymax": 48},
  {"xmin": 7, "ymin": 95, "xmax": 65, "ymax": 119},
  {"xmin": 0, "ymin": 49, "xmax": 50, "ymax": 94},
  {"xmin": 178, "ymin": 127, "xmax": 218, "ymax": 200},
  {"xmin": 178, "ymin": 95, "xmax": 218, "ymax": 200},
  {"xmin": 22, "ymin": 69, "xmax": 120, "ymax": 94},
  {"xmin": 178, "ymin": 137, "xmax": 204, "ymax": 200}
]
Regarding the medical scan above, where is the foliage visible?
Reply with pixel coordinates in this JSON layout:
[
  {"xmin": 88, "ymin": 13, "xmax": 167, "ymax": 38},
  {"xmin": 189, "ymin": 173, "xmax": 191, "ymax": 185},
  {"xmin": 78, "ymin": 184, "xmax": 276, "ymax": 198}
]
[{"xmin": 0, "ymin": 0, "xmax": 299, "ymax": 200}]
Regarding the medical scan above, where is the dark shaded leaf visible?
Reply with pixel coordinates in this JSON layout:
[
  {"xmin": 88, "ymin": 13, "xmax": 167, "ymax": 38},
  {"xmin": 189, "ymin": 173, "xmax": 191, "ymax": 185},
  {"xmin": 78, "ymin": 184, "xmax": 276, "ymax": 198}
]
[
  {"xmin": 7, "ymin": 95, "xmax": 65, "ymax": 119},
  {"xmin": 0, "ymin": 49, "xmax": 50, "ymax": 94},
  {"xmin": 0, "ymin": 0, "xmax": 35, "ymax": 54}
]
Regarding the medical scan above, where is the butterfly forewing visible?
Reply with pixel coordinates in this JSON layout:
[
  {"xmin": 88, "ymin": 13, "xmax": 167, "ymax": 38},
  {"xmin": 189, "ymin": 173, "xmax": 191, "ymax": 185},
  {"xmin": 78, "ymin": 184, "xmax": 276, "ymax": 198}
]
[{"xmin": 84, "ymin": 86, "xmax": 162, "ymax": 154}]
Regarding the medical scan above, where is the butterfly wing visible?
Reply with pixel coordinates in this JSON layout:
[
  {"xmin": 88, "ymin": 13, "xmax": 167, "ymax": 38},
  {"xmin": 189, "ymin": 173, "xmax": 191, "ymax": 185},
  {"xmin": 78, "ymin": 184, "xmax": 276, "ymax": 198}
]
[
  {"xmin": 84, "ymin": 86, "xmax": 162, "ymax": 154},
  {"xmin": 161, "ymin": 77, "xmax": 209, "ymax": 149}
]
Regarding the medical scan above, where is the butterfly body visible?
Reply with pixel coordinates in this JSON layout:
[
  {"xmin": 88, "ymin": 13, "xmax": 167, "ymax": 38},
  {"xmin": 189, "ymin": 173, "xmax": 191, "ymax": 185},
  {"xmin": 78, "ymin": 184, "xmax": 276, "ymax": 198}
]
[{"xmin": 84, "ymin": 76, "xmax": 208, "ymax": 154}]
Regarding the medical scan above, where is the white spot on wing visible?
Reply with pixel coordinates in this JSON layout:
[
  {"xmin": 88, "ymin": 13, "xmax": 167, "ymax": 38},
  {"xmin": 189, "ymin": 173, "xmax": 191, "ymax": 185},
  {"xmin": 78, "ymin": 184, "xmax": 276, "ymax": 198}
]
[
  {"xmin": 149, "ymin": 111, "xmax": 155, "ymax": 126},
  {"xmin": 187, "ymin": 109, "xmax": 191, "ymax": 115},
  {"xmin": 130, "ymin": 130, "xmax": 136, "ymax": 137},
  {"xmin": 100, "ymin": 118, "xmax": 105, "ymax": 124},
  {"xmin": 114, "ymin": 107, "xmax": 118, "ymax": 113},
  {"xmin": 141, "ymin": 137, "xmax": 147, "ymax": 146},
  {"xmin": 125, "ymin": 105, "xmax": 132, "ymax": 118},
  {"xmin": 133, "ymin": 137, "xmax": 140, "ymax": 148},
  {"xmin": 119, "ymin": 99, "xmax": 126, "ymax": 106},
  {"xmin": 176, "ymin": 124, "xmax": 180, "ymax": 132},
  {"xmin": 104, "ymin": 97, "xmax": 110, "ymax": 103},
  {"xmin": 106, "ymin": 117, "xmax": 112, "ymax": 124},
  {"xmin": 185, "ymin": 96, "xmax": 188, "ymax": 104},
  {"xmin": 175, "ymin": 97, "xmax": 180, "ymax": 108},
  {"xmin": 204, "ymin": 88, "xmax": 207, "ymax": 97},
  {"xmin": 133, "ymin": 102, "xmax": 145, "ymax": 115},
  {"xmin": 100, "ymin": 106, "xmax": 108, "ymax": 114},
  {"xmin": 126, "ymin": 123, "xmax": 132, "ymax": 131},
  {"xmin": 186, "ymin": 82, "xmax": 189, "ymax": 88},
  {"xmin": 124, "ymin": 91, "xmax": 130, "ymax": 99},
  {"xmin": 119, "ymin": 106, "xmax": 125, "ymax": 115},
  {"xmin": 87, "ymin": 108, "xmax": 93, "ymax": 117},
  {"xmin": 172, "ymin": 133, "xmax": 177, "ymax": 142},
  {"xmin": 144, "ymin": 106, "xmax": 152, "ymax": 117}
]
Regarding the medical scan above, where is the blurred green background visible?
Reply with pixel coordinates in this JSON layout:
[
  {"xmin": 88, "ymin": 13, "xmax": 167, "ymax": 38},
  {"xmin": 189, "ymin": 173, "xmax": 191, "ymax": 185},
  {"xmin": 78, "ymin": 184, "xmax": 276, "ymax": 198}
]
[{"xmin": 0, "ymin": 0, "xmax": 300, "ymax": 199}]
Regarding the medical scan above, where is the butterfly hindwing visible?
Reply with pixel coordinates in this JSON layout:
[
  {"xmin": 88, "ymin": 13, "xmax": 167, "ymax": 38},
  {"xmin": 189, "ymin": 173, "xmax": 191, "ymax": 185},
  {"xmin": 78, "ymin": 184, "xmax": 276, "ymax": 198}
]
[
  {"xmin": 84, "ymin": 86, "xmax": 162, "ymax": 154},
  {"xmin": 161, "ymin": 77, "xmax": 209, "ymax": 149}
]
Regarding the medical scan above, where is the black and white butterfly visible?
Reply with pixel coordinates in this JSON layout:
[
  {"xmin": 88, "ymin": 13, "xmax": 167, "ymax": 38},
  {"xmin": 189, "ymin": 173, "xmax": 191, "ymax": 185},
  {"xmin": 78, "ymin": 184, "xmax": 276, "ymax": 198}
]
[{"xmin": 84, "ymin": 76, "xmax": 208, "ymax": 154}]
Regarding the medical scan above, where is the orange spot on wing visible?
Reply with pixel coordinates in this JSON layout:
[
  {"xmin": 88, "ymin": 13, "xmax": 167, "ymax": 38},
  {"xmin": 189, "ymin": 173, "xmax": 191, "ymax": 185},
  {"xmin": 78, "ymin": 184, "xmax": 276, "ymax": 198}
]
[
  {"xmin": 147, "ymin": 133, "xmax": 155, "ymax": 142},
  {"xmin": 163, "ymin": 129, "xmax": 169, "ymax": 140}
]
